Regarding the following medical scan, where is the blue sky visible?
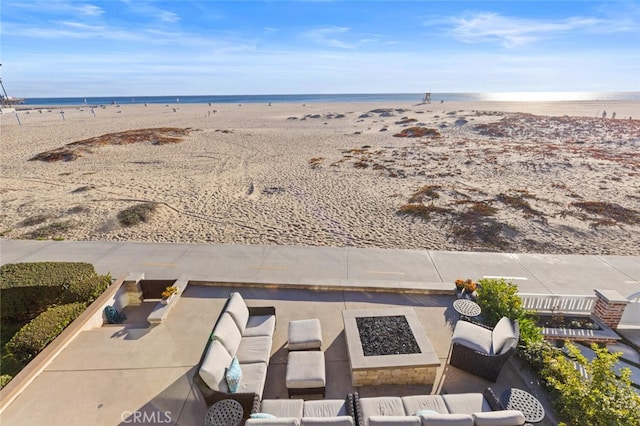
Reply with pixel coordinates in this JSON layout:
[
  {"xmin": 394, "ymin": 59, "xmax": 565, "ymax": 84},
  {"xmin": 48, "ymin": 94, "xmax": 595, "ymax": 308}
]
[{"xmin": 1, "ymin": 0, "xmax": 639, "ymax": 97}]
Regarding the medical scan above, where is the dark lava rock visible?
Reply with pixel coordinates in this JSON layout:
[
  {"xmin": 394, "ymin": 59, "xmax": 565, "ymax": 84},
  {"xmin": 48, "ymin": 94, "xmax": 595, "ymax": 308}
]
[{"xmin": 356, "ymin": 315, "xmax": 421, "ymax": 356}]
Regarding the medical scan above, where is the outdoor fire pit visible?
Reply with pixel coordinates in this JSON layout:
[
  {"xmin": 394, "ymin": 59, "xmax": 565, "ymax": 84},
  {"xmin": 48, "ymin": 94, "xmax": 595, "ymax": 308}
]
[{"xmin": 343, "ymin": 308, "xmax": 440, "ymax": 386}]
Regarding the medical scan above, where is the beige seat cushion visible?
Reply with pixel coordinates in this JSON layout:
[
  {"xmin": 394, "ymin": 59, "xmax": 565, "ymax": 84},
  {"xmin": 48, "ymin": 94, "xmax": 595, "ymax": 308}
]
[
  {"xmin": 401, "ymin": 395, "xmax": 448, "ymax": 415},
  {"xmin": 451, "ymin": 321, "xmax": 492, "ymax": 355},
  {"xmin": 260, "ymin": 399, "xmax": 304, "ymax": 418},
  {"xmin": 244, "ymin": 314, "xmax": 277, "ymax": 337},
  {"xmin": 303, "ymin": 400, "xmax": 349, "ymax": 417},
  {"xmin": 289, "ymin": 318, "xmax": 323, "ymax": 350},
  {"xmin": 225, "ymin": 292, "xmax": 250, "ymax": 334},
  {"xmin": 301, "ymin": 417, "xmax": 354, "ymax": 426},
  {"xmin": 286, "ymin": 351, "xmax": 326, "ymax": 388},
  {"xmin": 418, "ymin": 413, "xmax": 474, "ymax": 426},
  {"xmin": 359, "ymin": 397, "xmax": 406, "ymax": 420},
  {"xmin": 368, "ymin": 416, "xmax": 420, "ymax": 426},
  {"xmin": 236, "ymin": 361, "xmax": 268, "ymax": 398},
  {"xmin": 236, "ymin": 335, "xmax": 273, "ymax": 364},
  {"xmin": 245, "ymin": 418, "xmax": 299, "ymax": 426},
  {"xmin": 472, "ymin": 410, "xmax": 525, "ymax": 426},
  {"xmin": 441, "ymin": 394, "xmax": 491, "ymax": 415}
]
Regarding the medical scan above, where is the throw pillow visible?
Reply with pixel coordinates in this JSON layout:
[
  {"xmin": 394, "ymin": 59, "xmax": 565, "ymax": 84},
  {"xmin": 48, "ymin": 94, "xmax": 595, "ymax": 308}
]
[
  {"xmin": 225, "ymin": 356, "xmax": 242, "ymax": 393},
  {"xmin": 250, "ymin": 413, "xmax": 276, "ymax": 419}
]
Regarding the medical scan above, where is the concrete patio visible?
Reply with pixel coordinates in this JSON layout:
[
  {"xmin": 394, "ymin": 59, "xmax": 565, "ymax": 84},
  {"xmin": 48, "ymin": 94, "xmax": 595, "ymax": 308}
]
[{"xmin": 1, "ymin": 240, "xmax": 639, "ymax": 425}]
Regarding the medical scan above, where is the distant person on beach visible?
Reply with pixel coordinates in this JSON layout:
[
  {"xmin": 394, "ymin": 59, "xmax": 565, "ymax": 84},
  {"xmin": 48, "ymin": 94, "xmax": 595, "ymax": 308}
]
[
  {"xmin": 602, "ymin": 110, "xmax": 607, "ymax": 119},
  {"xmin": 611, "ymin": 112, "xmax": 616, "ymax": 119}
]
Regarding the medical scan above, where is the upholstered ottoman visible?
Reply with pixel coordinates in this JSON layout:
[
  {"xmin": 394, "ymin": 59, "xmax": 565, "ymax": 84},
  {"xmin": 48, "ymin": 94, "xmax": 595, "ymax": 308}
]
[
  {"xmin": 288, "ymin": 319, "xmax": 323, "ymax": 351},
  {"xmin": 286, "ymin": 351, "xmax": 326, "ymax": 398}
]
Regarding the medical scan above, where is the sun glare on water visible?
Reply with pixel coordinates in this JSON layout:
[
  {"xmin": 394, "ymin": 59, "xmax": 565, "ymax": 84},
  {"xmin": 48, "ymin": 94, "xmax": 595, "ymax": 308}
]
[{"xmin": 483, "ymin": 92, "xmax": 598, "ymax": 102}]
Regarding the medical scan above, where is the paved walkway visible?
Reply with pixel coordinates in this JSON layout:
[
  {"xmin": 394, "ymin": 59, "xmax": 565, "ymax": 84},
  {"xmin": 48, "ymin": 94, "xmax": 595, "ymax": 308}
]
[{"xmin": 2, "ymin": 240, "xmax": 640, "ymax": 296}]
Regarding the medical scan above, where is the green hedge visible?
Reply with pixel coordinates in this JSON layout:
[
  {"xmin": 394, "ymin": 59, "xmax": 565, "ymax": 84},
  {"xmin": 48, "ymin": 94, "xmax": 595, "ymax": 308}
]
[
  {"xmin": 5, "ymin": 302, "xmax": 87, "ymax": 363},
  {"xmin": 0, "ymin": 262, "xmax": 104, "ymax": 321}
]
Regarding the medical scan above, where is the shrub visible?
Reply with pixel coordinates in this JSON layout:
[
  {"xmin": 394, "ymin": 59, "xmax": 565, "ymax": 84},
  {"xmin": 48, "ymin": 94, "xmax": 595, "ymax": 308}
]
[
  {"xmin": 0, "ymin": 262, "xmax": 98, "ymax": 321},
  {"xmin": 0, "ymin": 374, "xmax": 12, "ymax": 389},
  {"xmin": 65, "ymin": 274, "xmax": 111, "ymax": 304},
  {"xmin": 6, "ymin": 302, "xmax": 87, "ymax": 363},
  {"xmin": 117, "ymin": 202, "xmax": 158, "ymax": 226},
  {"xmin": 475, "ymin": 278, "xmax": 527, "ymax": 326},
  {"xmin": 541, "ymin": 342, "xmax": 640, "ymax": 425}
]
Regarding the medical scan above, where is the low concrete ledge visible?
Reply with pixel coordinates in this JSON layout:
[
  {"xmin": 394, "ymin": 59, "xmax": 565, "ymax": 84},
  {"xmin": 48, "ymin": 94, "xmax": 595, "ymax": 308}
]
[
  {"xmin": 187, "ymin": 278, "xmax": 455, "ymax": 295},
  {"xmin": 0, "ymin": 274, "xmax": 127, "ymax": 415},
  {"xmin": 147, "ymin": 277, "xmax": 189, "ymax": 324}
]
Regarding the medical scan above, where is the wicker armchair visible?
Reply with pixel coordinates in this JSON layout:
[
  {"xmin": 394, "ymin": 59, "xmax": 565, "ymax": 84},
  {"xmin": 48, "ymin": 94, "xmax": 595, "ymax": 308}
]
[{"xmin": 449, "ymin": 317, "xmax": 520, "ymax": 382}]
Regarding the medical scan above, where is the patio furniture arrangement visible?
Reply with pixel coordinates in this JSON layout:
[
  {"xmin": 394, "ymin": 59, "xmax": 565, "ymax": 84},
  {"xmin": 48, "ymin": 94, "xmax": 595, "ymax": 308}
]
[
  {"xmin": 193, "ymin": 292, "xmax": 276, "ymax": 420},
  {"xmin": 246, "ymin": 394, "xmax": 357, "ymax": 425},
  {"xmin": 449, "ymin": 317, "xmax": 520, "ymax": 382},
  {"xmin": 353, "ymin": 389, "xmax": 526, "ymax": 426}
]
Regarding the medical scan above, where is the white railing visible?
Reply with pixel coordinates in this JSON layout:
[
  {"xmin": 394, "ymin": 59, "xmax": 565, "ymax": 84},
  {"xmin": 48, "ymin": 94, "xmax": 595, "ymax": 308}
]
[{"xmin": 519, "ymin": 293, "xmax": 597, "ymax": 315}]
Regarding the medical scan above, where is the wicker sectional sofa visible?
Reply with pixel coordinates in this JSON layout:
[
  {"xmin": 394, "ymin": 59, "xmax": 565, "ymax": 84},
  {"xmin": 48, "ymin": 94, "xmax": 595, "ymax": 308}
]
[
  {"xmin": 193, "ymin": 292, "xmax": 276, "ymax": 418},
  {"xmin": 354, "ymin": 389, "xmax": 525, "ymax": 426},
  {"xmin": 245, "ymin": 395, "xmax": 357, "ymax": 425}
]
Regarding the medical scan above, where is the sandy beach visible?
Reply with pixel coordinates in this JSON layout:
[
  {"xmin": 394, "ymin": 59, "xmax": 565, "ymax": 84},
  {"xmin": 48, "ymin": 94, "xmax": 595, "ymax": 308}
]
[{"xmin": 1, "ymin": 99, "xmax": 639, "ymax": 255}]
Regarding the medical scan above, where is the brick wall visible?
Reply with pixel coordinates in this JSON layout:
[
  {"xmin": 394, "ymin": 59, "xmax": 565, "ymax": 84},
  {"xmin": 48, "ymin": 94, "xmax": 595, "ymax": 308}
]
[{"xmin": 592, "ymin": 289, "xmax": 629, "ymax": 329}]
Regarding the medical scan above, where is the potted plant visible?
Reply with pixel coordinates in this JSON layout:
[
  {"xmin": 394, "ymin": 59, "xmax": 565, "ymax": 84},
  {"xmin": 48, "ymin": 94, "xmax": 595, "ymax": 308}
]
[
  {"xmin": 161, "ymin": 285, "xmax": 178, "ymax": 304},
  {"xmin": 454, "ymin": 279, "xmax": 478, "ymax": 299}
]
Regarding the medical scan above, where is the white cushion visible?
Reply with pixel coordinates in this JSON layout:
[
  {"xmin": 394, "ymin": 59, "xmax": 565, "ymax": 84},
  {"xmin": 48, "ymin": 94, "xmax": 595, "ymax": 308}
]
[
  {"xmin": 236, "ymin": 335, "xmax": 273, "ymax": 364},
  {"xmin": 213, "ymin": 312, "xmax": 243, "ymax": 356},
  {"xmin": 472, "ymin": 410, "xmax": 525, "ymax": 426},
  {"xmin": 359, "ymin": 397, "xmax": 406, "ymax": 420},
  {"xmin": 402, "ymin": 395, "xmax": 448, "ymax": 415},
  {"xmin": 451, "ymin": 321, "xmax": 492, "ymax": 355},
  {"xmin": 244, "ymin": 314, "xmax": 276, "ymax": 337},
  {"xmin": 301, "ymin": 417, "xmax": 354, "ymax": 426},
  {"xmin": 419, "ymin": 413, "xmax": 474, "ymax": 426},
  {"xmin": 286, "ymin": 351, "xmax": 326, "ymax": 388},
  {"xmin": 368, "ymin": 416, "xmax": 420, "ymax": 426},
  {"xmin": 260, "ymin": 399, "xmax": 304, "ymax": 418},
  {"xmin": 236, "ymin": 361, "xmax": 268, "ymax": 398},
  {"xmin": 245, "ymin": 418, "xmax": 299, "ymax": 426},
  {"xmin": 491, "ymin": 317, "xmax": 516, "ymax": 355},
  {"xmin": 303, "ymin": 400, "xmax": 349, "ymax": 417},
  {"xmin": 198, "ymin": 339, "xmax": 231, "ymax": 392},
  {"xmin": 289, "ymin": 319, "xmax": 323, "ymax": 350},
  {"xmin": 441, "ymin": 394, "xmax": 491, "ymax": 414},
  {"xmin": 225, "ymin": 292, "xmax": 250, "ymax": 334}
]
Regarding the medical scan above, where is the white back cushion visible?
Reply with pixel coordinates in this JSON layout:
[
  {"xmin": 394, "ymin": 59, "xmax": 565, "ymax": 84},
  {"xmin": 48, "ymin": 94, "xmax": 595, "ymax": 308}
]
[
  {"xmin": 491, "ymin": 317, "xmax": 516, "ymax": 355},
  {"xmin": 198, "ymin": 339, "xmax": 231, "ymax": 392},
  {"xmin": 225, "ymin": 292, "xmax": 250, "ymax": 333},
  {"xmin": 213, "ymin": 312, "xmax": 243, "ymax": 356}
]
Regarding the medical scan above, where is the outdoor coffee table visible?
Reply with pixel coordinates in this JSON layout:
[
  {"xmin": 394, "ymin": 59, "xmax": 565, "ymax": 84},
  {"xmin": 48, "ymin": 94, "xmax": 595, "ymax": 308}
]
[
  {"xmin": 501, "ymin": 388, "xmax": 545, "ymax": 424},
  {"xmin": 204, "ymin": 399, "xmax": 243, "ymax": 426},
  {"xmin": 453, "ymin": 298, "xmax": 481, "ymax": 320}
]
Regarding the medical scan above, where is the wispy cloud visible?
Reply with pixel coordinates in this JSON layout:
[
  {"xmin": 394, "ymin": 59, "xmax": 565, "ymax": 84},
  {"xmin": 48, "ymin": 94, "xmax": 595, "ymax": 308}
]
[
  {"xmin": 302, "ymin": 26, "xmax": 356, "ymax": 49},
  {"xmin": 439, "ymin": 12, "xmax": 602, "ymax": 48}
]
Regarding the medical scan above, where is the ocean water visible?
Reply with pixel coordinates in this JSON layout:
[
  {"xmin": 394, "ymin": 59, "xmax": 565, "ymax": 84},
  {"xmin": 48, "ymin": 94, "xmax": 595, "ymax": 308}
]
[{"xmin": 22, "ymin": 91, "xmax": 639, "ymax": 106}]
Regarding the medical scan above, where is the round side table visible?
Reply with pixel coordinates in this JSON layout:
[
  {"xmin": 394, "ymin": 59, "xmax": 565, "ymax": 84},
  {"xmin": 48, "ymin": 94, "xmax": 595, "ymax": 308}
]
[
  {"xmin": 453, "ymin": 298, "xmax": 481, "ymax": 320},
  {"xmin": 501, "ymin": 388, "xmax": 545, "ymax": 424},
  {"xmin": 204, "ymin": 399, "xmax": 243, "ymax": 426}
]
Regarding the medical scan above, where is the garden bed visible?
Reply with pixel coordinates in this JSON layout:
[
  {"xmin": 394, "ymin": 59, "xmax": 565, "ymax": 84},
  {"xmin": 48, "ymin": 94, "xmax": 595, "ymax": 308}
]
[{"xmin": 536, "ymin": 314, "xmax": 620, "ymax": 343}]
